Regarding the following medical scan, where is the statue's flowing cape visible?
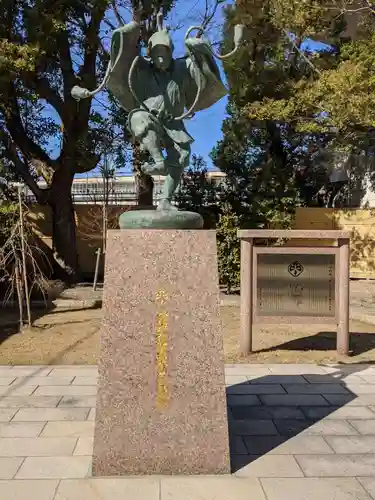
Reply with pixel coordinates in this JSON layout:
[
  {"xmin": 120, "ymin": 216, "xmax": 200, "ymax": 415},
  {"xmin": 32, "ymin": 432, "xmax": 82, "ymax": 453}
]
[
  {"xmin": 183, "ymin": 37, "xmax": 227, "ymax": 113},
  {"xmin": 106, "ymin": 22, "xmax": 141, "ymax": 112}
]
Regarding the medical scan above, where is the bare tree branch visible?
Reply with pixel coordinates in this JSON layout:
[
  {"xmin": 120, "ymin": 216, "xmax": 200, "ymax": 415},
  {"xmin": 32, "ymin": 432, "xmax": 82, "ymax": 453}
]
[
  {"xmin": 364, "ymin": 0, "xmax": 375, "ymax": 15},
  {"xmin": 112, "ymin": 0, "xmax": 126, "ymax": 26},
  {"xmin": 103, "ymin": 18, "xmax": 117, "ymax": 31},
  {"xmin": 57, "ymin": 25, "xmax": 77, "ymax": 106},
  {"xmin": 283, "ymin": 29, "xmax": 322, "ymax": 76},
  {"xmin": 2, "ymin": 82, "xmax": 57, "ymax": 169},
  {"xmin": 0, "ymin": 129, "xmax": 46, "ymax": 203},
  {"xmin": 201, "ymin": 0, "xmax": 221, "ymax": 31},
  {"xmin": 29, "ymin": 76, "xmax": 65, "ymax": 121}
]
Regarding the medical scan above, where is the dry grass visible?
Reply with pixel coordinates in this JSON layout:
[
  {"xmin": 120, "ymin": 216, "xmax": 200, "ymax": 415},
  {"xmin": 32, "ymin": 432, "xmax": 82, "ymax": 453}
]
[
  {"xmin": 0, "ymin": 306, "xmax": 374, "ymax": 365},
  {"xmin": 0, "ymin": 309, "xmax": 101, "ymax": 365},
  {"xmin": 221, "ymin": 307, "xmax": 375, "ymax": 364}
]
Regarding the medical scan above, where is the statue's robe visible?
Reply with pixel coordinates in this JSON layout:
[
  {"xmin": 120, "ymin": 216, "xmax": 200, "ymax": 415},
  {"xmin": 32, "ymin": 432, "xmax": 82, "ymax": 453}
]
[{"xmin": 106, "ymin": 21, "xmax": 228, "ymax": 146}]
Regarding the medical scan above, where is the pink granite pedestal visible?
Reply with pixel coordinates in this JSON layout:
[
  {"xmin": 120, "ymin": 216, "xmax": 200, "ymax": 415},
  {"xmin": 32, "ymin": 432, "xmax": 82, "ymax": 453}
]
[{"xmin": 92, "ymin": 230, "xmax": 230, "ymax": 476}]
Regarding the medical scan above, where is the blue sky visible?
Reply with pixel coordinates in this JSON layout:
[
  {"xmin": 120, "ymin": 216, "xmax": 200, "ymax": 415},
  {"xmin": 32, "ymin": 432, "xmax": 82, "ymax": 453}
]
[{"xmin": 185, "ymin": 97, "xmax": 227, "ymax": 171}]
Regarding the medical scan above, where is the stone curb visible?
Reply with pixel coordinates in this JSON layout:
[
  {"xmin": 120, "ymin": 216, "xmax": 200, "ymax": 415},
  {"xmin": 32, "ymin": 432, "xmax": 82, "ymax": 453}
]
[
  {"xmin": 2, "ymin": 297, "xmax": 374, "ymax": 328},
  {"xmin": 1, "ymin": 299, "xmax": 101, "ymax": 311},
  {"xmin": 350, "ymin": 309, "xmax": 375, "ymax": 326},
  {"xmin": 219, "ymin": 298, "xmax": 375, "ymax": 326},
  {"xmin": 220, "ymin": 296, "xmax": 240, "ymax": 307},
  {"xmin": 2, "ymin": 296, "xmax": 235, "ymax": 311}
]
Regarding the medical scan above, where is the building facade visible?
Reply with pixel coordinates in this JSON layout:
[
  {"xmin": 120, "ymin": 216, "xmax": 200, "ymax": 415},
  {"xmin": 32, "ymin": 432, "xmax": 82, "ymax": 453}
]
[{"xmin": 20, "ymin": 171, "xmax": 226, "ymax": 205}]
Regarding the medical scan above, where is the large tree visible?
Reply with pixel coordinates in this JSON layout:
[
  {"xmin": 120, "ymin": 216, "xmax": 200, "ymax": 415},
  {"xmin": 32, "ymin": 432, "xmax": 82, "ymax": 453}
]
[
  {"xmin": 216, "ymin": 0, "xmax": 375, "ymax": 212},
  {"xmin": 0, "ymin": 0, "xmax": 178, "ymax": 282},
  {"xmin": 243, "ymin": 0, "xmax": 375, "ymax": 136},
  {"xmin": 0, "ymin": 0, "xmax": 227, "ymax": 282},
  {"xmin": 0, "ymin": 0, "xmax": 116, "ymax": 282}
]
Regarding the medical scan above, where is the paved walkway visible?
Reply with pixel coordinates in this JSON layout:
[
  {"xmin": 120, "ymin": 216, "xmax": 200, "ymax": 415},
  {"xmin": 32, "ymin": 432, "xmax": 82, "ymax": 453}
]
[{"xmin": 1, "ymin": 364, "xmax": 375, "ymax": 498}]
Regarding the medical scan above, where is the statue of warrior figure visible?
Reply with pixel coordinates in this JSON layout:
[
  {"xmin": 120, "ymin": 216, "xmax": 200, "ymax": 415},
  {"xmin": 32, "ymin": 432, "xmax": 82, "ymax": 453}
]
[{"xmin": 72, "ymin": 12, "xmax": 244, "ymax": 211}]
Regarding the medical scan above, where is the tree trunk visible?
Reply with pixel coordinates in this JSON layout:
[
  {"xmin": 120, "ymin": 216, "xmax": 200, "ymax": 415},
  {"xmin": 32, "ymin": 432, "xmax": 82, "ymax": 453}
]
[
  {"xmin": 48, "ymin": 167, "xmax": 80, "ymax": 283},
  {"xmin": 266, "ymin": 121, "xmax": 288, "ymax": 172},
  {"xmin": 135, "ymin": 170, "xmax": 154, "ymax": 207},
  {"xmin": 133, "ymin": 143, "xmax": 154, "ymax": 207}
]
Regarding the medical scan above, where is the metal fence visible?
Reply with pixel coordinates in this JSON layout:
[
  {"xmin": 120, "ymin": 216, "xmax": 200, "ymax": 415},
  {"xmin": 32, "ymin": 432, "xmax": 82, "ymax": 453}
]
[{"xmin": 20, "ymin": 179, "xmax": 165, "ymax": 205}]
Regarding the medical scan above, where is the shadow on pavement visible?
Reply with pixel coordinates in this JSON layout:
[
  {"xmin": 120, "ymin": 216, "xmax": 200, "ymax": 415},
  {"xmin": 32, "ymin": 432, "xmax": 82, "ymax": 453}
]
[
  {"xmin": 255, "ymin": 330, "xmax": 375, "ymax": 356},
  {"xmin": 227, "ymin": 365, "xmax": 372, "ymax": 473}
]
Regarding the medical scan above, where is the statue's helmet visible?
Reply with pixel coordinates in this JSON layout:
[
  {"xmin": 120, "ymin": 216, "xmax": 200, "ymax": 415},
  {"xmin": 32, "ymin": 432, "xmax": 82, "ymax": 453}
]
[
  {"xmin": 147, "ymin": 11, "xmax": 174, "ymax": 55},
  {"xmin": 148, "ymin": 29, "xmax": 174, "ymax": 54}
]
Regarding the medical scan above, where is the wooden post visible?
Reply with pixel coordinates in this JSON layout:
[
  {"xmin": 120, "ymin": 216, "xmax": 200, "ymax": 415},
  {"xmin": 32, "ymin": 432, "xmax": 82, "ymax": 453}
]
[
  {"xmin": 337, "ymin": 238, "xmax": 350, "ymax": 355},
  {"xmin": 15, "ymin": 259, "xmax": 23, "ymax": 331},
  {"xmin": 240, "ymin": 238, "xmax": 253, "ymax": 355},
  {"xmin": 18, "ymin": 188, "xmax": 31, "ymax": 328},
  {"xmin": 93, "ymin": 248, "xmax": 101, "ymax": 292}
]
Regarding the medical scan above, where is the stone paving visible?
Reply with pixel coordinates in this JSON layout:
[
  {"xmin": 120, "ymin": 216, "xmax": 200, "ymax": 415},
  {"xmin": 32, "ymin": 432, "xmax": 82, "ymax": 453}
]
[{"xmin": 1, "ymin": 364, "xmax": 375, "ymax": 498}]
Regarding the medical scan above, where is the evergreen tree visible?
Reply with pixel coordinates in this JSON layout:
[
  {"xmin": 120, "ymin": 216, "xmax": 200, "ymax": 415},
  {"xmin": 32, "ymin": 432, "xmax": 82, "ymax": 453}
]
[
  {"xmin": 174, "ymin": 154, "xmax": 219, "ymax": 228},
  {"xmin": 211, "ymin": 0, "xmax": 375, "ymax": 287},
  {"xmin": 216, "ymin": 205, "xmax": 242, "ymax": 293},
  {"xmin": 217, "ymin": 0, "xmax": 375, "ymax": 213}
]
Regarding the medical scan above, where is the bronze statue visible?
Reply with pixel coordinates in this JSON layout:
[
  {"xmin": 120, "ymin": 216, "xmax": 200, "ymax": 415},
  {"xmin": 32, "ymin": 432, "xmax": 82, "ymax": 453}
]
[{"xmin": 72, "ymin": 12, "xmax": 244, "ymax": 212}]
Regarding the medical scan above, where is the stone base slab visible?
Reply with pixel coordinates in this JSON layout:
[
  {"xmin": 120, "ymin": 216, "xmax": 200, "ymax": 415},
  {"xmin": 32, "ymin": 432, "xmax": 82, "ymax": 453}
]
[{"xmin": 92, "ymin": 230, "xmax": 230, "ymax": 475}]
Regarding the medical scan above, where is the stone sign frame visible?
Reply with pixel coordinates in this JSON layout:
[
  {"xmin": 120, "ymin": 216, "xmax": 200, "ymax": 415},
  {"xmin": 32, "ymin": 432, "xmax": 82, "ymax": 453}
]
[{"xmin": 237, "ymin": 230, "xmax": 351, "ymax": 356}]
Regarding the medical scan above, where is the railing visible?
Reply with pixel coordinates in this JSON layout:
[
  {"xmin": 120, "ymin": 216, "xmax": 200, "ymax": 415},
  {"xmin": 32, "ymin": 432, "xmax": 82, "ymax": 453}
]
[{"xmin": 24, "ymin": 186, "xmax": 165, "ymax": 204}]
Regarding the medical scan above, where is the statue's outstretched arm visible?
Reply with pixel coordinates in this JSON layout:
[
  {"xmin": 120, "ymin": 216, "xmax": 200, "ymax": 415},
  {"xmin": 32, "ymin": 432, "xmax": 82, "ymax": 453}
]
[{"xmin": 71, "ymin": 21, "xmax": 141, "ymax": 105}]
